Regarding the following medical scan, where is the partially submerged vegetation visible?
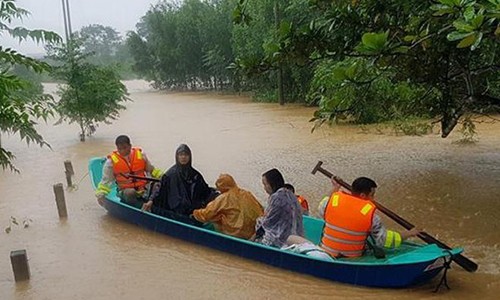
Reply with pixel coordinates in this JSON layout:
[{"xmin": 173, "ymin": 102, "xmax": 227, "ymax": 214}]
[
  {"xmin": 128, "ymin": 0, "xmax": 499, "ymax": 138},
  {"xmin": 1, "ymin": 0, "xmax": 498, "ymax": 171},
  {"xmin": 1, "ymin": 1, "xmax": 129, "ymax": 170},
  {"xmin": 47, "ymin": 38, "xmax": 129, "ymax": 142}
]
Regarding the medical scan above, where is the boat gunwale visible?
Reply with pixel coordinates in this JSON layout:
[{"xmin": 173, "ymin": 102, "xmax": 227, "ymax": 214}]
[
  {"xmin": 89, "ymin": 157, "xmax": 460, "ymax": 268},
  {"xmin": 90, "ymin": 157, "xmax": 463, "ymax": 287}
]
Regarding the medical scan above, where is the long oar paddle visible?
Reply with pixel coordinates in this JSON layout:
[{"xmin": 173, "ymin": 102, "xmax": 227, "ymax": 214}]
[
  {"xmin": 120, "ymin": 173, "xmax": 160, "ymax": 183},
  {"xmin": 311, "ymin": 161, "xmax": 478, "ymax": 273}
]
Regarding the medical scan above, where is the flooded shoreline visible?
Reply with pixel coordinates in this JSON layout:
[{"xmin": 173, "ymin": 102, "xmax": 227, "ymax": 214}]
[{"xmin": 1, "ymin": 81, "xmax": 499, "ymax": 299}]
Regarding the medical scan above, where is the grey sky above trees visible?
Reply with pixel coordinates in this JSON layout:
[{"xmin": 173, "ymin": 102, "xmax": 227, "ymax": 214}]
[{"xmin": 3, "ymin": 0, "xmax": 159, "ymax": 54}]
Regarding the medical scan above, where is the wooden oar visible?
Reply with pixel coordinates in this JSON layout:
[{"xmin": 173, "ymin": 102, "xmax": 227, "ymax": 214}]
[
  {"xmin": 311, "ymin": 161, "xmax": 478, "ymax": 273},
  {"xmin": 120, "ymin": 173, "xmax": 160, "ymax": 183}
]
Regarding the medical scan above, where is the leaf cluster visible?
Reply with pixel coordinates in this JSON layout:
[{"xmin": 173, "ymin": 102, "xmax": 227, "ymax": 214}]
[{"xmin": 1, "ymin": 0, "xmax": 61, "ymax": 171}]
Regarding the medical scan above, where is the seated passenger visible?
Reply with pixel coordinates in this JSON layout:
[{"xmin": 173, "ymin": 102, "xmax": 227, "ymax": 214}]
[
  {"xmin": 192, "ymin": 174, "xmax": 264, "ymax": 239},
  {"xmin": 146, "ymin": 144, "xmax": 215, "ymax": 215},
  {"xmin": 284, "ymin": 183, "xmax": 310, "ymax": 216},
  {"xmin": 254, "ymin": 168, "xmax": 304, "ymax": 248},
  {"xmin": 95, "ymin": 135, "xmax": 163, "ymax": 209},
  {"xmin": 318, "ymin": 176, "xmax": 419, "ymax": 258}
]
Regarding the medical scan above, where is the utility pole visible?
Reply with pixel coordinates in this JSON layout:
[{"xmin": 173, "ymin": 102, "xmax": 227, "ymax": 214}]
[
  {"xmin": 61, "ymin": 0, "xmax": 69, "ymax": 42},
  {"xmin": 65, "ymin": 0, "xmax": 73, "ymax": 36},
  {"xmin": 61, "ymin": 0, "xmax": 72, "ymax": 42}
]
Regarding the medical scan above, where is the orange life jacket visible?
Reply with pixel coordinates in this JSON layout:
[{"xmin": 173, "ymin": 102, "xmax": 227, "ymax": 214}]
[
  {"xmin": 320, "ymin": 191, "xmax": 375, "ymax": 258},
  {"xmin": 108, "ymin": 147, "xmax": 147, "ymax": 190},
  {"xmin": 297, "ymin": 195, "xmax": 309, "ymax": 212}
]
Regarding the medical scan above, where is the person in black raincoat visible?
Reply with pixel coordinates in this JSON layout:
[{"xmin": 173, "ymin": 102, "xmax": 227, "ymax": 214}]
[{"xmin": 148, "ymin": 144, "xmax": 214, "ymax": 216}]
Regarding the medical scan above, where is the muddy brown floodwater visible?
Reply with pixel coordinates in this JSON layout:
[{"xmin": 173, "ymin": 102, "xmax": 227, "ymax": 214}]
[{"xmin": 1, "ymin": 80, "xmax": 499, "ymax": 299}]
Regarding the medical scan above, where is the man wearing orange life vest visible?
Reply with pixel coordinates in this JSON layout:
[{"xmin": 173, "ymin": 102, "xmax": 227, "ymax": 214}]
[
  {"xmin": 95, "ymin": 135, "xmax": 163, "ymax": 209},
  {"xmin": 318, "ymin": 177, "xmax": 419, "ymax": 258}
]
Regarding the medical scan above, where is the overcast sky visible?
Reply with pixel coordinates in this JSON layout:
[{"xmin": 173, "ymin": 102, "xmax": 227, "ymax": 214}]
[{"xmin": 2, "ymin": 0, "xmax": 160, "ymax": 55}]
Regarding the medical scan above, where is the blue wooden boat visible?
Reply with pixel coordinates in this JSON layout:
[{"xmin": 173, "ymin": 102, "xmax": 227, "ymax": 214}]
[{"xmin": 89, "ymin": 157, "xmax": 462, "ymax": 288}]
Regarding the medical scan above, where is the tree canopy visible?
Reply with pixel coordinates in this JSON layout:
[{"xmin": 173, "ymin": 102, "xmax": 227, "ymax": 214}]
[
  {"xmin": 72, "ymin": 24, "xmax": 136, "ymax": 79},
  {"xmin": 127, "ymin": 0, "xmax": 236, "ymax": 90},
  {"xmin": 47, "ymin": 38, "xmax": 129, "ymax": 142},
  {"xmin": 77, "ymin": 24, "xmax": 121, "ymax": 65},
  {"xmin": 128, "ymin": 0, "xmax": 499, "ymax": 137},
  {"xmin": 0, "ymin": 0, "xmax": 61, "ymax": 171}
]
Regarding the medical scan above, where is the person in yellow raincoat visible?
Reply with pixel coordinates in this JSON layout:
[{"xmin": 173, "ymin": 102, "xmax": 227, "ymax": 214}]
[{"xmin": 192, "ymin": 174, "xmax": 264, "ymax": 239}]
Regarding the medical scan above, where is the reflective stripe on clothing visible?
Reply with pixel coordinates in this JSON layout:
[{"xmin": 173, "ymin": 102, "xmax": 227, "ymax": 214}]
[
  {"xmin": 319, "ymin": 195, "xmax": 406, "ymax": 250},
  {"xmin": 320, "ymin": 243, "xmax": 364, "ymax": 257},
  {"xmin": 385, "ymin": 230, "xmax": 394, "ymax": 248},
  {"xmin": 331, "ymin": 194, "xmax": 340, "ymax": 207},
  {"xmin": 109, "ymin": 147, "xmax": 147, "ymax": 190},
  {"xmin": 318, "ymin": 195, "xmax": 330, "ymax": 219},
  {"xmin": 151, "ymin": 168, "xmax": 163, "ymax": 179},
  {"xmin": 321, "ymin": 191, "xmax": 375, "ymax": 258},
  {"xmin": 395, "ymin": 231, "xmax": 402, "ymax": 247},
  {"xmin": 322, "ymin": 232, "xmax": 366, "ymax": 245},
  {"xmin": 370, "ymin": 214, "xmax": 404, "ymax": 249},
  {"xmin": 110, "ymin": 154, "xmax": 119, "ymax": 164},
  {"xmin": 95, "ymin": 182, "xmax": 112, "ymax": 196},
  {"xmin": 360, "ymin": 203, "xmax": 374, "ymax": 215},
  {"xmin": 384, "ymin": 230, "xmax": 402, "ymax": 248},
  {"xmin": 324, "ymin": 222, "xmax": 369, "ymax": 236}
]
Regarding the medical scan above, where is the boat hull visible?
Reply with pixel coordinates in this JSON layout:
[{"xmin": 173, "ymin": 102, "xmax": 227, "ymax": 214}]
[
  {"xmin": 90, "ymin": 157, "xmax": 456, "ymax": 288},
  {"xmin": 102, "ymin": 191, "xmax": 444, "ymax": 288}
]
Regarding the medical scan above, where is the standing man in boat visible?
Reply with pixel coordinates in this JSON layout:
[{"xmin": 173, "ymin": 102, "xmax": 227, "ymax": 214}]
[
  {"xmin": 95, "ymin": 135, "xmax": 163, "ymax": 209},
  {"xmin": 318, "ymin": 177, "xmax": 419, "ymax": 258}
]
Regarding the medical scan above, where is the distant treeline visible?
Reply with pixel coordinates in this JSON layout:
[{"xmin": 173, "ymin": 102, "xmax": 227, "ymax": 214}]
[
  {"xmin": 126, "ymin": 0, "xmax": 499, "ymax": 137},
  {"xmin": 12, "ymin": 24, "xmax": 137, "ymax": 85}
]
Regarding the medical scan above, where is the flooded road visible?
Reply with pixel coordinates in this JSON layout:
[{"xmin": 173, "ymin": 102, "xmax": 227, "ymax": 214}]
[{"xmin": 1, "ymin": 80, "xmax": 499, "ymax": 299}]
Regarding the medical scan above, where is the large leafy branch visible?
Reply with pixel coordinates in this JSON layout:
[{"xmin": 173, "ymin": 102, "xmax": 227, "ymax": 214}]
[{"xmin": 0, "ymin": 0, "xmax": 61, "ymax": 171}]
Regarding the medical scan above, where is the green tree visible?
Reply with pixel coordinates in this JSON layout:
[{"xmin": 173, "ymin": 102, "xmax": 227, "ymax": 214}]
[
  {"xmin": 239, "ymin": 0, "xmax": 499, "ymax": 137},
  {"xmin": 127, "ymin": 0, "xmax": 236, "ymax": 90},
  {"xmin": 0, "ymin": 0, "xmax": 61, "ymax": 171},
  {"xmin": 345, "ymin": 0, "xmax": 500, "ymax": 137},
  {"xmin": 309, "ymin": 58, "xmax": 436, "ymax": 126},
  {"xmin": 75, "ymin": 24, "xmax": 136, "ymax": 79},
  {"xmin": 47, "ymin": 39, "xmax": 129, "ymax": 142},
  {"xmin": 232, "ymin": 0, "xmax": 316, "ymax": 102},
  {"xmin": 77, "ymin": 24, "xmax": 121, "ymax": 65},
  {"xmin": 9, "ymin": 64, "xmax": 44, "ymax": 95}
]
